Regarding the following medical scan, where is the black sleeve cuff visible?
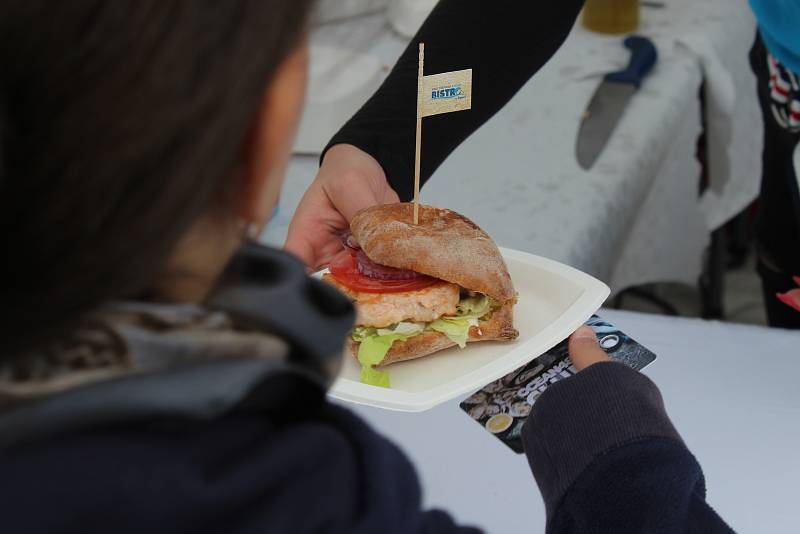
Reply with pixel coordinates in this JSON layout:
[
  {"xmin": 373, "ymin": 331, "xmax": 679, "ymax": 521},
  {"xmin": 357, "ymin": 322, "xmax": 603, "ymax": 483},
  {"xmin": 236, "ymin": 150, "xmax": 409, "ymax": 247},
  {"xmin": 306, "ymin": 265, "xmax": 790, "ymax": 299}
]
[
  {"xmin": 320, "ymin": 136, "xmax": 414, "ymax": 201},
  {"xmin": 522, "ymin": 361, "xmax": 683, "ymax": 516}
]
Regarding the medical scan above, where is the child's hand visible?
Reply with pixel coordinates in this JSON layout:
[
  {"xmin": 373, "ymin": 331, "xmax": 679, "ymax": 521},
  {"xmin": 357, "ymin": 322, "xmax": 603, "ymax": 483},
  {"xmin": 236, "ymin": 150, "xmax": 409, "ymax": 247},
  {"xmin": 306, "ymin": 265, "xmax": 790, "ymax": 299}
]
[
  {"xmin": 284, "ymin": 144, "xmax": 399, "ymax": 270},
  {"xmin": 567, "ymin": 325, "xmax": 610, "ymax": 371}
]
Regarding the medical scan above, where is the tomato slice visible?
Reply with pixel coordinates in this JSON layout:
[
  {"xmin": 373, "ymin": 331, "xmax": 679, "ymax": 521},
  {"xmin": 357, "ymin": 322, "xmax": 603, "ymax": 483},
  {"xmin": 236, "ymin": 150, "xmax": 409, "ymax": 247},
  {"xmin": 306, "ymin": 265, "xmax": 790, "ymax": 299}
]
[{"xmin": 328, "ymin": 251, "xmax": 438, "ymax": 293}]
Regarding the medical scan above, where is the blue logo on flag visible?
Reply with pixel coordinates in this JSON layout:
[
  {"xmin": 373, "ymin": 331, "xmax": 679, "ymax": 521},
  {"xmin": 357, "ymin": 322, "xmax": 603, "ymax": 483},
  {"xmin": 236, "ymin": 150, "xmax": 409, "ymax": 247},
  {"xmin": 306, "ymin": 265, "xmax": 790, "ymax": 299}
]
[{"xmin": 431, "ymin": 85, "xmax": 464, "ymax": 100}]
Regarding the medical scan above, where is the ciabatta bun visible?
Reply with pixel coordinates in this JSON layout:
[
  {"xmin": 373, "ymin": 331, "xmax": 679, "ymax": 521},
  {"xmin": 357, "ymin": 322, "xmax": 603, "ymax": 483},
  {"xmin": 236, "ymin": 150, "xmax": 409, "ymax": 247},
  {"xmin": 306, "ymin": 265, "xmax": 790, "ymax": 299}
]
[{"xmin": 350, "ymin": 203, "xmax": 516, "ymax": 303}]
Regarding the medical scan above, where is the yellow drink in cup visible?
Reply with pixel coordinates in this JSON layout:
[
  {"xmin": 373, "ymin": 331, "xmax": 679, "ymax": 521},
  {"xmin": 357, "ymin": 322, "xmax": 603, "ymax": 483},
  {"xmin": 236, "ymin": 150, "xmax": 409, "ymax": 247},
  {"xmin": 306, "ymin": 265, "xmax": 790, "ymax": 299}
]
[{"xmin": 582, "ymin": 0, "xmax": 640, "ymax": 34}]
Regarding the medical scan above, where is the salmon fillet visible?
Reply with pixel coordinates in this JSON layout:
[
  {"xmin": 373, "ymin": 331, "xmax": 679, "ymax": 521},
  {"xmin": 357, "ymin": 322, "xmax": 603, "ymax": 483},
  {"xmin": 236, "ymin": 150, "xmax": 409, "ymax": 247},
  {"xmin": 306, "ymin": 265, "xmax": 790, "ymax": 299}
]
[{"xmin": 323, "ymin": 274, "xmax": 460, "ymax": 328}]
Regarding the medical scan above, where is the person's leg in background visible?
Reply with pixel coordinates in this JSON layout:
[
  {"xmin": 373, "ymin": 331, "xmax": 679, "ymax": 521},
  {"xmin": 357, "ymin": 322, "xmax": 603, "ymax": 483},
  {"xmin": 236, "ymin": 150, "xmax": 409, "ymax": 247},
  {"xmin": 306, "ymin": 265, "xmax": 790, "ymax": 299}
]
[{"xmin": 750, "ymin": 34, "xmax": 800, "ymax": 329}]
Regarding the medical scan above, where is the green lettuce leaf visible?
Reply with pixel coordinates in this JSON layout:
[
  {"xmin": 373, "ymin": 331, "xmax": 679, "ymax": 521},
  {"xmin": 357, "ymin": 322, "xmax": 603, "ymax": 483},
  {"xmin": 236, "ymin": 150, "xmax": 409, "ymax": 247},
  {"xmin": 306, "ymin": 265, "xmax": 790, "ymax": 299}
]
[
  {"xmin": 360, "ymin": 365, "xmax": 391, "ymax": 388},
  {"xmin": 428, "ymin": 294, "xmax": 496, "ymax": 348},
  {"xmin": 352, "ymin": 296, "xmax": 498, "ymax": 387},
  {"xmin": 428, "ymin": 316, "xmax": 478, "ymax": 348},
  {"xmin": 353, "ymin": 322, "xmax": 425, "ymax": 387},
  {"xmin": 456, "ymin": 294, "xmax": 492, "ymax": 317},
  {"xmin": 377, "ymin": 322, "xmax": 424, "ymax": 337}
]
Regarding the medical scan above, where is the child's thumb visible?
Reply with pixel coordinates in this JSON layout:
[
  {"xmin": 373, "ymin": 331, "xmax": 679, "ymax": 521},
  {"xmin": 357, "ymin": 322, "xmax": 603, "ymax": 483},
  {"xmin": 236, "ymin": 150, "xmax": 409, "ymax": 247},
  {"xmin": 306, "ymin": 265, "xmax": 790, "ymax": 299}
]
[{"xmin": 568, "ymin": 325, "xmax": 610, "ymax": 372}]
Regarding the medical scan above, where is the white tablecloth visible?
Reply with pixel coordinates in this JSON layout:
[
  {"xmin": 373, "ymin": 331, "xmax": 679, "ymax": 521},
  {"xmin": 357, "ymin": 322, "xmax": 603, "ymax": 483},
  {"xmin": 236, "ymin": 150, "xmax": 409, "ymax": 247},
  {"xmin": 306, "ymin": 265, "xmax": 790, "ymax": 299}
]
[
  {"xmin": 342, "ymin": 309, "xmax": 800, "ymax": 533},
  {"xmin": 264, "ymin": 0, "xmax": 761, "ymax": 294}
]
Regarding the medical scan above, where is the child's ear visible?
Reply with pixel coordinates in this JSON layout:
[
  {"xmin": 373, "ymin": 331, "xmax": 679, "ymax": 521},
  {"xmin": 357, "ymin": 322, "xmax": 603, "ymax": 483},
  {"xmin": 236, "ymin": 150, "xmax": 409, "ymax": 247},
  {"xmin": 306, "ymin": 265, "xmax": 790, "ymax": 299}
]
[{"xmin": 237, "ymin": 42, "xmax": 309, "ymax": 228}]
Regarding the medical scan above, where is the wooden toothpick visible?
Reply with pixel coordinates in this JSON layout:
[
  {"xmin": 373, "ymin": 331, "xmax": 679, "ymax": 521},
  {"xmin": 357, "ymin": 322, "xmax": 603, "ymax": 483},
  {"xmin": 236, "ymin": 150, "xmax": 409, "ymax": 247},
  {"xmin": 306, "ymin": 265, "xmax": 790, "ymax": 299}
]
[{"xmin": 413, "ymin": 42, "xmax": 424, "ymax": 225}]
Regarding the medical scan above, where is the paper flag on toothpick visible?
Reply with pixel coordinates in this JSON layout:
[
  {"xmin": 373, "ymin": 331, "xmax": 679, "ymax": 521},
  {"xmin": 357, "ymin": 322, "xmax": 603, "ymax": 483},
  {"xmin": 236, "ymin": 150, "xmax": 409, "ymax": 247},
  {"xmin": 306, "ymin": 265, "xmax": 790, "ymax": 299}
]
[
  {"xmin": 419, "ymin": 68, "xmax": 473, "ymax": 117},
  {"xmin": 412, "ymin": 43, "xmax": 472, "ymax": 224}
]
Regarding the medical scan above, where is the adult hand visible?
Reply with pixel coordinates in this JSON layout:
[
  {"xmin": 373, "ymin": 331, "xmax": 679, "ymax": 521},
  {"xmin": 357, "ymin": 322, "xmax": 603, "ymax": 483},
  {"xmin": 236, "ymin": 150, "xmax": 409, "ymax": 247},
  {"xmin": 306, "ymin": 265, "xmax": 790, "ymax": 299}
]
[
  {"xmin": 567, "ymin": 325, "xmax": 610, "ymax": 371},
  {"xmin": 284, "ymin": 144, "xmax": 400, "ymax": 270}
]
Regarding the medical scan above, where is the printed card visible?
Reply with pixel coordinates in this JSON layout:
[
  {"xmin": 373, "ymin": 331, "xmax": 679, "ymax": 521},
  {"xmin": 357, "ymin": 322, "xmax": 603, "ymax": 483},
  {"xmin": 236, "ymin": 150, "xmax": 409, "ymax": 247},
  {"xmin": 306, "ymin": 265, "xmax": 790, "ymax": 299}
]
[{"xmin": 459, "ymin": 315, "xmax": 656, "ymax": 453}]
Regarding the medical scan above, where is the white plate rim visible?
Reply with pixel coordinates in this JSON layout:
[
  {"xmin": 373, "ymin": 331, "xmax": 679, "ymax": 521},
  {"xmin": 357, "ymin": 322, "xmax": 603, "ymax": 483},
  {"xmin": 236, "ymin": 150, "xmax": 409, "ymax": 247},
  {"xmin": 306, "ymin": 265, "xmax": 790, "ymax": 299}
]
[{"xmin": 326, "ymin": 247, "xmax": 610, "ymax": 412}]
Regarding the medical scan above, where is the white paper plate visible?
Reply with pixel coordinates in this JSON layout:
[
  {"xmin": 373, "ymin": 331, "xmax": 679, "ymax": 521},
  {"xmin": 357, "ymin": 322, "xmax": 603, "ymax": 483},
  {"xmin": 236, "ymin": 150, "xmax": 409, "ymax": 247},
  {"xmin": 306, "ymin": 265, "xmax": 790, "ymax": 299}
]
[{"xmin": 323, "ymin": 247, "xmax": 610, "ymax": 412}]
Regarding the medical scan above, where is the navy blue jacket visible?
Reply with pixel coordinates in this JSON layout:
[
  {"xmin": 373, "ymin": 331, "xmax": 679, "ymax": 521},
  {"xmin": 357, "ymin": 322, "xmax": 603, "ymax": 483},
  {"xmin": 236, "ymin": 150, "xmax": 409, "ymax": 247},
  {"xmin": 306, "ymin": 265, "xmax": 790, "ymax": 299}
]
[{"xmin": 0, "ymin": 362, "xmax": 733, "ymax": 534}]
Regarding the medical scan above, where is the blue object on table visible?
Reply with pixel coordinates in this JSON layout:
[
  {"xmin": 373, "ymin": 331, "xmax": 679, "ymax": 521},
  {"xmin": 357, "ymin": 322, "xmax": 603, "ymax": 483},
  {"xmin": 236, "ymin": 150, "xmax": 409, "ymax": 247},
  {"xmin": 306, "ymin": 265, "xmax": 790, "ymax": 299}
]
[{"xmin": 605, "ymin": 36, "xmax": 658, "ymax": 88}]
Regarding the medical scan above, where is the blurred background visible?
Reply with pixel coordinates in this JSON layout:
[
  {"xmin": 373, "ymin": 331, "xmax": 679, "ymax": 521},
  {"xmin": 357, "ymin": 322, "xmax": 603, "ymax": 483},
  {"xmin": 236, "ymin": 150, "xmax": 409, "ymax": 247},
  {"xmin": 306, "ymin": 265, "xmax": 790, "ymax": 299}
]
[{"xmin": 264, "ymin": 0, "xmax": 773, "ymax": 327}]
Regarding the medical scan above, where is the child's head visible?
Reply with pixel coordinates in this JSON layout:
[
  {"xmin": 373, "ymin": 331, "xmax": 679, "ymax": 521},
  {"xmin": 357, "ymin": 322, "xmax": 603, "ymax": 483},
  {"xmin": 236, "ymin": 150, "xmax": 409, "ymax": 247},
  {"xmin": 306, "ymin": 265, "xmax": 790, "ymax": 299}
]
[{"xmin": 0, "ymin": 1, "xmax": 314, "ymax": 355}]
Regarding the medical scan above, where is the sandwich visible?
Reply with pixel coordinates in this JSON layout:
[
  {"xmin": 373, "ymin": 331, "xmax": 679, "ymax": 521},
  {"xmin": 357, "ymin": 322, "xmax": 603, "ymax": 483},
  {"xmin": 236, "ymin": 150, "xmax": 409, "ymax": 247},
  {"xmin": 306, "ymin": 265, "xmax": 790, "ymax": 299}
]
[{"xmin": 323, "ymin": 203, "xmax": 518, "ymax": 387}]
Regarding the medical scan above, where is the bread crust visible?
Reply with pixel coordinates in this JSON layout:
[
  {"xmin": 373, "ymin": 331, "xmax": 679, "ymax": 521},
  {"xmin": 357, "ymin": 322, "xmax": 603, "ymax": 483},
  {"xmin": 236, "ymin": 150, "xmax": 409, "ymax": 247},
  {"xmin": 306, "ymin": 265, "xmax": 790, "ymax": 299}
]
[
  {"xmin": 350, "ymin": 203, "xmax": 516, "ymax": 302},
  {"xmin": 347, "ymin": 302, "xmax": 519, "ymax": 367}
]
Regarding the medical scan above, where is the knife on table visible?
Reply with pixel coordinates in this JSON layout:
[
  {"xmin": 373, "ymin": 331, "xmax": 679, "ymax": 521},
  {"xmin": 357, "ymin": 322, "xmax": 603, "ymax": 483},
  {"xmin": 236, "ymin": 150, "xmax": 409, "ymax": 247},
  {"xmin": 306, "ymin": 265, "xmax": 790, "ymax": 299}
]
[{"xmin": 576, "ymin": 36, "xmax": 658, "ymax": 170}]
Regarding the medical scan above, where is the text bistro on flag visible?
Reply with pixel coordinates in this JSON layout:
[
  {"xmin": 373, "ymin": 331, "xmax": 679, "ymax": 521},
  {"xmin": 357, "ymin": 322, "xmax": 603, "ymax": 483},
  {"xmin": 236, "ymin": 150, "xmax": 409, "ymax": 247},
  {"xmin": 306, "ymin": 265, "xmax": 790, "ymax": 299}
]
[{"xmin": 419, "ymin": 68, "xmax": 472, "ymax": 118}]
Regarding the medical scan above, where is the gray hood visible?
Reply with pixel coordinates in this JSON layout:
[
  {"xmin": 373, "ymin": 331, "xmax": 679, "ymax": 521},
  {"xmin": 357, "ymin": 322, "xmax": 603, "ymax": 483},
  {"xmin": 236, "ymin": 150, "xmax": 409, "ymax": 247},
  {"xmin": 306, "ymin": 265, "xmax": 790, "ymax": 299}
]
[{"xmin": 0, "ymin": 302, "xmax": 318, "ymax": 447}]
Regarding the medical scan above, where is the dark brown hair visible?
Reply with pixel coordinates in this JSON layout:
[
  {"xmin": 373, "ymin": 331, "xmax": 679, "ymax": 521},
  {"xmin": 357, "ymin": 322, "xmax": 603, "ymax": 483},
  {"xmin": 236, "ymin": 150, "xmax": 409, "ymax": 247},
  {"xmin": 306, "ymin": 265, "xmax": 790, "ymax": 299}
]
[{"xmin": 0, "ymin": 1, "xmax": 313, "ymax": 356}]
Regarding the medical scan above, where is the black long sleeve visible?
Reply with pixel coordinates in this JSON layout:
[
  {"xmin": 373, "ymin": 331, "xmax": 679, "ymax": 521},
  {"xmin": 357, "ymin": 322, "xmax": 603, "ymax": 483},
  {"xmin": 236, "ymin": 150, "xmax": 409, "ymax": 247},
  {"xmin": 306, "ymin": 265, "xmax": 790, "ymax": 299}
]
[
  {"xmin": 523, "ymin": 362, "xmax": 735, "ymax": 533},
  {"xmin": 324, "ymin": 0, "xmax": 585, "ymax": 201}
]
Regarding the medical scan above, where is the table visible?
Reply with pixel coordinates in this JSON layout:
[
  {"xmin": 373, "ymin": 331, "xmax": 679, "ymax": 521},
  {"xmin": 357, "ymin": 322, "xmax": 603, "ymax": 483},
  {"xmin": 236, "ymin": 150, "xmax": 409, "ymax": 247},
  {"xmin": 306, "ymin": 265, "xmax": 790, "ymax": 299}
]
[
  {"xmin": 263, "ymin": 0, "xmax": 761, "ymax": 296},
  {"xmin": 341, "ymin": 309, "xmax": 800, "ymax": 533}
]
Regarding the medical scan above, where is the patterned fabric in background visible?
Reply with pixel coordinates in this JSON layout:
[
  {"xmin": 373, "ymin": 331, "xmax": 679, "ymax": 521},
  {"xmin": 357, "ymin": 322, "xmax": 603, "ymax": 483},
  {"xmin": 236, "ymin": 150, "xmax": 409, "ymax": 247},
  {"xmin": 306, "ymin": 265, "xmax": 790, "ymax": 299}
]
[
  {"xmin": 767, "ymin": 52, "xmax": 800, "ymax": 132},
  {"xmin": 763, "ymin": 49, "xmax": 800, "ymax": 315}
]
